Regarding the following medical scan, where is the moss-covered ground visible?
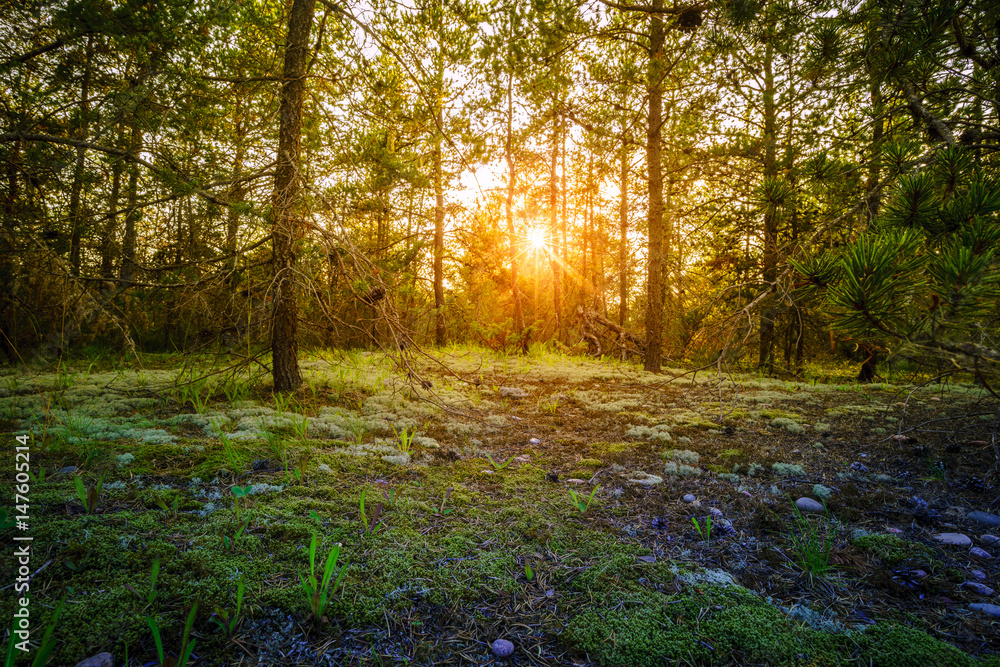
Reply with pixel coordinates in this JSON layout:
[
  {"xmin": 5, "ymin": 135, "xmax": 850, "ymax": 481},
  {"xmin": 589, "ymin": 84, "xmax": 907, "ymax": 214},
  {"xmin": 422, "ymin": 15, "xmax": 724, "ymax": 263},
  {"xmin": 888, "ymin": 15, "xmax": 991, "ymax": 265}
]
[{"xmin": 1, "ymin": 346, "xmax": 999, "ymax": 665}]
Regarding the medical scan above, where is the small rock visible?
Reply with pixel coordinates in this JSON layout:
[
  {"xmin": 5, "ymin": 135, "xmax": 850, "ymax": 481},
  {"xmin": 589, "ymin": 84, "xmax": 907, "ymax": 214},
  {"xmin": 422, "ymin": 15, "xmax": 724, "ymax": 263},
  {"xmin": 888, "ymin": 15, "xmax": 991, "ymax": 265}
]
[
  {"xmin": 637, "ymin": 555, "xmax": 656, "ymax": 563},
  {"xmin": 683, "ymin": 494, "xmax": 696, "ymax": 503},
  {"xmin": 887, "ymin": 527, "xmax": 903, "ymax": 534},
  {"xmin": 513, "ymin": 455, "xmax": 531, "ymax": 464},
  {"xmin": 566, "ymin": 478, "xmax": 586, "ymax": 484},
  {"xmin": 498, "ymin": 386, "xmax": 527, "ymax": 398},
  {"xmin": 970, "ymin": 547, "xmax": 993, "ymax": 559},
  {"xmin": 971, "ymin": 570, "xmax": 987, "ymax": 580},
  {"xmin": 691, "ymin": 500, "xmax": 702, "ymax": 508},
  {"xmin": 968, "ymin": 511, "xmax": 1000, "ymax": 527},
  {"xmin": 491, "ymin": 639, "xmax": 515, "ymax": 657},
  {"xmin": 910, "ymin": 569, "xmax": 929, "ymax": 579},
  {"xmin": 529, "ymin": 438, "xmax": 541, "ymax": 445},
  {"xmin": 709, "ymin": 507, "xmax": 723, "ymax": 517},
  {"xmin": 740, "ymin": 490, "xmax": 752, "ymax": 498},
  {"xmin": 795, "ymin": 497, "xmax": 825, "ymax": 513},
  {"xmin": 970, "ymin": 603, "xmax": 1000, "ymax": 618},
  {"xmin": 929, "ymin": 397, "xmax": 940, "ymax": 401},
  {"xmin": 963, "ymin": 582, "xmax": 995, "ymax": 596},
  {"xmin": 933, "ymin": 533, "xmax": 972, "ymax": 546},
  {"xmin": 57, "ymin": 466, "xmax": 78, "ymax": 474},
  {"xmin": 74, "ymin": 654, "xmax": 114, "ymax": 667},
  {"xmin": 981, "ymin": 534, "xmax": 1000, "ymax": 545}
]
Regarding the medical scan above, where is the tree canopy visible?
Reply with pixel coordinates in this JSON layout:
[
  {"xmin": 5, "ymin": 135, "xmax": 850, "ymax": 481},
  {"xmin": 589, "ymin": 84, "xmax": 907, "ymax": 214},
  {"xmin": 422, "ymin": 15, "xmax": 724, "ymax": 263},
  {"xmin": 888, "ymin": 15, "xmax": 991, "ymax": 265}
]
[{"xmin": 2, "ymin": 0, "xmax": 998, "ymax": 387}]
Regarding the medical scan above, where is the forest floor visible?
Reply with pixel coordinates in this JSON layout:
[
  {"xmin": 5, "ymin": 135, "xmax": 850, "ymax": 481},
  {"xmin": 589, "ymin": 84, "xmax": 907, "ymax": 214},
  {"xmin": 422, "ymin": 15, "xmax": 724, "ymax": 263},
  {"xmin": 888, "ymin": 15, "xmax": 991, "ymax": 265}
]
[{"xmin": 2, "ymin": 346, "xmax": 1000, "ymax": 666}]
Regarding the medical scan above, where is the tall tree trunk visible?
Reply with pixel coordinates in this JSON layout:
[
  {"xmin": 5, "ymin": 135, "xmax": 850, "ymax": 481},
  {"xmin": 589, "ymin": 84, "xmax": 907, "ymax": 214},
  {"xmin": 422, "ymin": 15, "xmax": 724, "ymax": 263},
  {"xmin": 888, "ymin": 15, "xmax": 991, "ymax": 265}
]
[
  {"xmin": 757, "ymin": 39, "xmax": 778, "ymax": 372},
  {"xmin": 644, "ymin": 0, "xmax": 665, "ymax": 372},
  {"xmin": 505, "ymin": 69, "xmax": 525, "ymax": 345},
  {"xmin": 227, "ymin": 88, "xmax": 246, "ymax": 274},
  {"xmin": 618, "ymin": 126, "xmax": 629, "ymax": 327},
  {"xmin": 866, "ymin": 78, "xmax": 883, "ymax": 221},
  {"xmin": 101, "ymin": 145, "xmax": 122, "ymax": 282},
  {"xmin": 549, "ymin": 108, "xmax": 563, "ymax": 337},
  {"xmin": 270, "ymin": 0, "xmax": 315, "ymax": 392},
  {"xmin": 119, "ymin": 122, "xmax": 142, "ymax": 283},
  {"xmin": 433, "ymin": 103, "xmax": 446, "ymax": 347},
  {"xmin": 69, "ymin": 36, "xmax": 93, "ymax": 275}
]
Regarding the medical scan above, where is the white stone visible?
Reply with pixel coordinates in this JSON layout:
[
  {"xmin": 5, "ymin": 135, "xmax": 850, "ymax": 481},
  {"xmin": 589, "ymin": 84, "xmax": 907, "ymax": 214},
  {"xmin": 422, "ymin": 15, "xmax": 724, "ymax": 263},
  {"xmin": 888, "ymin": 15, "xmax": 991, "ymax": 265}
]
[
  {"xmin": 932, "ymin": 532, "xmax": 972, "ymax": 546},
  {"xmin": 491, "ymin": 639, "xmax": 515, "ymax": 657},
  {"xmin": 529, "ymin": 437, "xmax": 541, "ymax": 445},
  {"xmin": 795, "ymin": 497, "xmax": 825, "ymax": 513},
  {"xmin": 963, "ymin": 582, "xmax": 995, "ymax": 596},
  {"xmin": 970, "ymin": 603, "xmax": 1000, "ymax": 618}
]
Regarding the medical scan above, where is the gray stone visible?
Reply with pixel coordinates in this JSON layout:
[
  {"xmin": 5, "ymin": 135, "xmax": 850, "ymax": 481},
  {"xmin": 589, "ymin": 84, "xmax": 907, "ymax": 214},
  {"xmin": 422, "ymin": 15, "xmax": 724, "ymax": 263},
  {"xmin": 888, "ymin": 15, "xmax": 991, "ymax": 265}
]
[
  {"xmin": 683, "ymin": 494, "xmax": 696, "ymax": 503},
  {"xmin": 795, "ymin": 497, "xmax": 825, "ymax": 513},
  {"xmin": 498, "ymin": 386, "xmax": 527, "ymax": 399},
  {"xmin": 57, "ymin": 466, "xmax": 78, "ymax": 474},
  {"xmin": 968, "ymin": 511, "xmax": 1000, "ymax": 527},
  {"xmin": 970, "ymin": 603, "xmax": 1000, "ymax": 618},
  {"xmin": 529, "ymin": 438, "xmax": 541, "ymax": 445},
  {"xmin": 637, "ymin": 555, "xmax": 656, "ymax": 563},
  {"xmin": 74, "ymin": 654, "xmax": 114, "ymax": 667},
  {"xmin": 970, "ymin": 547, "xmax": 993, "ymax": 559},
  {"xmin": 709, "ymin": 507, "xmax": 724, "ymax": 517},
  {"xmin": 932, "ymin": 532, "xmax": 972, "ymax": 546},
  {"xmin": 963, "ymin": 582, "xmax": 995, "ymax": 596},
  {"xmin": 491, "ymin": 639, "xmax": 514, "ymax": 657},
  {"xmin": 971, "ymin": 570, "xmax": 987, "ymax": 580},
  {"xmin": 981, "ymin": 534, "xmax": 1000, "ymax": 545}
]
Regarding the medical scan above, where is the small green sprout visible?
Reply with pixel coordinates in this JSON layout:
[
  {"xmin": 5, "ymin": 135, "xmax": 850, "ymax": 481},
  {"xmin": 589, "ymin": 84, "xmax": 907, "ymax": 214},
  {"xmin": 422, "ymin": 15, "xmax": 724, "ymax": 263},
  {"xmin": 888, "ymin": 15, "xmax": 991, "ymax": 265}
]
[
  {"xmin": 487, "ymin": 454, "xmax": 514, "ymax": 471},
  {"xmin": 692, "ymin": 516, "xmax": 712, "ymax": 544},
  {"xmin": 436, "ymin": 487, "xmax": 453, "ymax": 515},
  {"xmin": 568, "ymin": 485, "xmax": 601, "ymax": 514},
  {"xmin": 73, "ymin": 472, "xmax": 107, "ymax": 514},
  {"xmin": 359, "ymin": 487, "xmax": 384, "ymax": 537},
  {"xmin": 394, "ymin": 426, "xmax": 414, "ymax": 454},
  {"xmin": 299, "ymin": 533, "xmax": 348, "ymax": 621},
  {"xmin": 210, "ymin": 574, "xmax": 245, "ymax": 639}
]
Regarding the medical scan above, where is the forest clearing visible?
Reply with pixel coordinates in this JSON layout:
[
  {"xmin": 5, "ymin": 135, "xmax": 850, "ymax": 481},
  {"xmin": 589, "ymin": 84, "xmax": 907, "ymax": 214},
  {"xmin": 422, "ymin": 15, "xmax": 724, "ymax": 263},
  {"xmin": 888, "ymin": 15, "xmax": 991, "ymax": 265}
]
[
  {"xmin": 1, "ymin": 349, "xmax": 1000, "ymax": 665},
  {"xmin": 3, "ymin": 0, "xmax": 1000, "ymax": 663}
]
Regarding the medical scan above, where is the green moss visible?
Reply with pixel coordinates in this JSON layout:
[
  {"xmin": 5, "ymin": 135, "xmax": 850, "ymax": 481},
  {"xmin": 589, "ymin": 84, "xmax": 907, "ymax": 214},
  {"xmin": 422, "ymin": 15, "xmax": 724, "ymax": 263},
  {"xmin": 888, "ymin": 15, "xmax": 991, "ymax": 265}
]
[
  {"xmin": 564, "ymin": 592, "xmax": 706, "ymax": 666},
  {"xmin": 857, "ymin": 623, "xmax": 974, "ymax": 667},
  {"xmin": 853, "ymin": 534, "xmax": 936, "ymax": 566}
]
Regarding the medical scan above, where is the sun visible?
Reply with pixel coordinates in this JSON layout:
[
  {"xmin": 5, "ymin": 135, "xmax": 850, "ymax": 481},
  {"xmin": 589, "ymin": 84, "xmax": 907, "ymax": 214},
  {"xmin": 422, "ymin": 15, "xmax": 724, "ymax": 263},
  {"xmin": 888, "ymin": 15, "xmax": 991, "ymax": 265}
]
[{"xmin": 527, "ymin": 227, "xmax": 547, "ymax": 251}]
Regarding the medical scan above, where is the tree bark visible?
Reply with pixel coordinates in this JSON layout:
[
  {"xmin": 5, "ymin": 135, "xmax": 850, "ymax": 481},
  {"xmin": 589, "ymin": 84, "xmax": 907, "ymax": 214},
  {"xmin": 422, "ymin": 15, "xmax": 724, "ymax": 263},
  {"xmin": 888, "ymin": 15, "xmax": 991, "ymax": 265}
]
[
  {"xmin": 757, "ymin": 39, "xmax": 778, "ymax": 372},
  {"xmin": 644, "ymin": 0, "xmax": 665, "ymax": 372},
  {"xmin": 270, "ymin": 0, "xmax": 315, "ymax": 392},
  {"xmin": 619, "ymin": 125, "xmax": 629, "ymax": 327},
  {"xmin": 119, "ymin": 122, "xmax": 142, "ymax": 284},
  {"xmin": 69, "ymin": 36, "xmax": 93, "ymax": 276},
  {"xmin": 434, "ymin": 102, "xmax": 446, "ymax": 347},
  {"xmin": 505, "ymin": 69, "xmax": 525, "ymax": 345},
  {"xmin": 549, "ymin": 108, "xmax": 563, "ymax": 337}
]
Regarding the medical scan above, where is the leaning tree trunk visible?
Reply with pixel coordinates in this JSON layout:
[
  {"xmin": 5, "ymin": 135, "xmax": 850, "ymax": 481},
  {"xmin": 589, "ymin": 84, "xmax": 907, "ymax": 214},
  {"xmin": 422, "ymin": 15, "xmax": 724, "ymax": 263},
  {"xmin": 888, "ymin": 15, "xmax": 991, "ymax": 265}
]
[
  {"xmin": 270, "ymin": 0, "xmax": 315, "ymax": 392},
  {"xmin": 644, "ymin": 0, "xmax": 665, "ymax": 373}
]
